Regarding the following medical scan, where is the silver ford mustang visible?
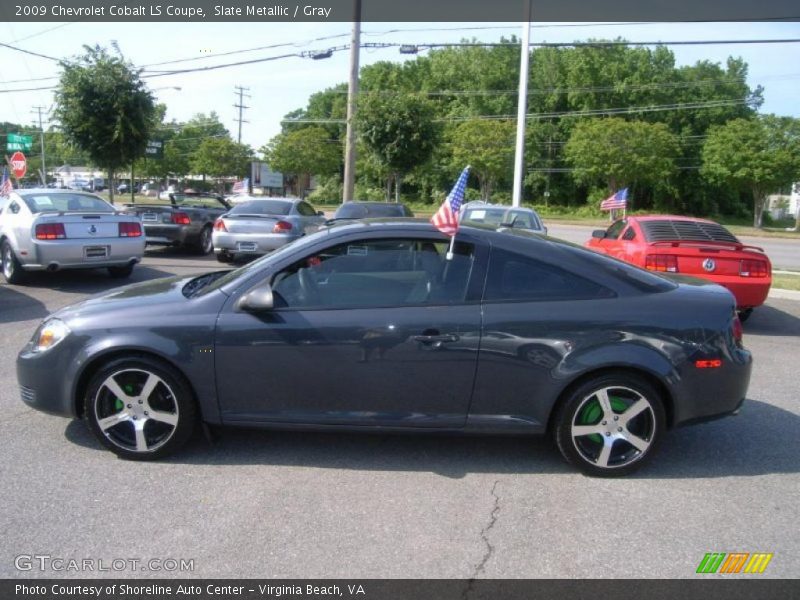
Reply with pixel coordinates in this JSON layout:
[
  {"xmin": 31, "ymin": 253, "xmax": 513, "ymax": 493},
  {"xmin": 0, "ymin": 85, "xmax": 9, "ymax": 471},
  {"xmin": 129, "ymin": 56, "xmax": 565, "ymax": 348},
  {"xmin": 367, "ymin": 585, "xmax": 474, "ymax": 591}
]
[{"xmin": 0, "ymin": 188, "xmax": 145, "ymax": 284}]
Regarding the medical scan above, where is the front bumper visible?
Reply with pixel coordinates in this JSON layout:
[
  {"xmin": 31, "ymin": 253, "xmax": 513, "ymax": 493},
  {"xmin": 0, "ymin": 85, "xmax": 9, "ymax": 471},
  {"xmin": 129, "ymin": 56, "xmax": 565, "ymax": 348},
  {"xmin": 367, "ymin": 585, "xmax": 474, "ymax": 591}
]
[
  {"xmin": 22, "ymin": 238, "xmax": 144, "ymax": 271},
  {"xmin": 213, "ymin": 231, "xmax": 297, "ymax": 254},
  {"xmin": 17, "ymin": 337, "xmax": 84, "ymax": 418}
]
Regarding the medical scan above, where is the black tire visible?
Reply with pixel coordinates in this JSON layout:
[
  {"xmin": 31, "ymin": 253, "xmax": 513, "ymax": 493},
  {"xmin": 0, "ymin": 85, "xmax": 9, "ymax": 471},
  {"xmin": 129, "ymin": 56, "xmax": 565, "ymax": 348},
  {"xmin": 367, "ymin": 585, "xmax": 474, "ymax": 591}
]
[
  {"xmin": 553, "ymin": 372, "xmax": 665, "ymax": 477},
  {"xmin": 108, "ymin": 264, "xmax": 134, "ymax": 278},
  {"xmin": 194, "ymin": 225, "xmax": 213, "ymax": 255},
  {"xmin": 2, "ymin": 239, "xmax": 26, "ymax": 284},
  {"xmin": 84, "ymin": 356, "xmax": 197, "ymax": 460},
  {"xmin": 738, "ymin": 308, "xmax": 754, "ymax": 323},
  {"xmin": 216, "ymin": 250, "xmax": 233, "ymax": 263}
]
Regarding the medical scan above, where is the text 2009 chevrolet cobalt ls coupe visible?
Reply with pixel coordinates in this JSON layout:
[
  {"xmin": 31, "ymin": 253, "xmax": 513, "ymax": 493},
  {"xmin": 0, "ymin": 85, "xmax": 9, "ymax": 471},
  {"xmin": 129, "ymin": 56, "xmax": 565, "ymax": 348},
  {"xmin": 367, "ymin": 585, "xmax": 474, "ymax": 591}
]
[{"xmin": 17, "ymin": 221, "xmax": 752, "ymax": 476}]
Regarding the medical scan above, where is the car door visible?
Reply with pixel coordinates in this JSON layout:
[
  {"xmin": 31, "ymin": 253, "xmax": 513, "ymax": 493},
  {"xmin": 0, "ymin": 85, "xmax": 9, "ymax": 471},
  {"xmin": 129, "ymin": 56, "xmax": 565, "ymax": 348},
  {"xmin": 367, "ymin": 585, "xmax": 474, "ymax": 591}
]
[
  {"xmin": 214, "ymin": 234, "xmax": 485, "ymax": 428},
  {"xmin": 594, "ymin": 219, "xmax": 627, "ymax": 257}
]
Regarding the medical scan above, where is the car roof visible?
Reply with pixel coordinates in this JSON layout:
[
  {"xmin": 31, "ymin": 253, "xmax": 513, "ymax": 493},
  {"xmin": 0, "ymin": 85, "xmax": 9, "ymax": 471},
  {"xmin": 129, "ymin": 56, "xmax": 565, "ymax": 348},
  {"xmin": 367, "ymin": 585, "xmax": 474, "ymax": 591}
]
[
  {"xmin": 15, "ymin": 188, "xmax": 101, "ymax": 195},
  {"xmin": 341, "ymin": 200, "xmax": 409, "ymax": 207},
  {"xmin": 628, "ymin": 214, "xmax": 718, "ymax": 225}
]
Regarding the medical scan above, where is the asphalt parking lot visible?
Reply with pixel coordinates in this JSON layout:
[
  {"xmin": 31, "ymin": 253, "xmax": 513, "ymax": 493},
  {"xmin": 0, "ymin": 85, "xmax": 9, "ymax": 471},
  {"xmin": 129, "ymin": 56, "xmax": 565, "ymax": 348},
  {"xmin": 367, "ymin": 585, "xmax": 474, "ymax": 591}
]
[{"xmin": 1, "ymin": 243, "xmax": 799, "ymax": 579}]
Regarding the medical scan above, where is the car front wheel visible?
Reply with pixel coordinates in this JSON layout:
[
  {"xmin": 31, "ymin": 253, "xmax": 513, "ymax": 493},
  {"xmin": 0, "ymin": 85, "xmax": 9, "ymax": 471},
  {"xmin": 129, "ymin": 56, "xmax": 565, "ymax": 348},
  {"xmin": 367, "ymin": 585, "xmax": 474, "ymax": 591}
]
[
  {"xmin": 554, "ymin": 372, "xmax": 665, "ymax": 477},
  {"xmin": 84, "ymin": 357, "xmax": 196, "ymax": 460}
]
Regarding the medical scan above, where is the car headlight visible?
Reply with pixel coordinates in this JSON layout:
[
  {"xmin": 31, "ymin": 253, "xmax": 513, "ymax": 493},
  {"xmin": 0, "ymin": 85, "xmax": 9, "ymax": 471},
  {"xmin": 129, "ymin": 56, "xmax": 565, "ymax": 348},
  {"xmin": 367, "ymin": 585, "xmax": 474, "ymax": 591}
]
[{"xmin": 32, "ymin": 318, "xmax": 71, "ymax": 353}]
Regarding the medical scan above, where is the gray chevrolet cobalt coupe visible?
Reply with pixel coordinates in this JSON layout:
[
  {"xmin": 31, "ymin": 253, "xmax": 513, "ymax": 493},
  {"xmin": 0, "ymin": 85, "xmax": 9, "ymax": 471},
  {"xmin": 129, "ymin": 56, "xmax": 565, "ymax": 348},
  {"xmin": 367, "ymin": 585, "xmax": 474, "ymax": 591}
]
[{"xmin": 17, "ymin": 221, "xmax": 752, "ymax": 476}]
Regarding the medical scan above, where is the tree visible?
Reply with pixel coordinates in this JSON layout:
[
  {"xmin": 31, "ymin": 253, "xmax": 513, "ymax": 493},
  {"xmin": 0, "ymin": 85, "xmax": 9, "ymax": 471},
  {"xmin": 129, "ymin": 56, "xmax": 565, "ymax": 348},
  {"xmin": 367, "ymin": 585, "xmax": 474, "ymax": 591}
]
[
  {"xmin": 356, "ymin": 92, "xmax": 439, "ymax": 201},
  {"xmin": 190, "ymin": 137, "xmax": 253, "ymax": 192},
  {"xmin": 162, "ymin": 112, "xmax": 229, "ymax": 179},
  {"xmin": 449, "ymin": 119, "xmax": 515, "ymax": 200},
  {"xmin": 262, "ymin": 127, "xmax": 341, "ymax": 179},
  {"xmin": 565, "ymin": 118, "xmax": 680, "ymax": 201},
  {"xmin": 702, "ymin": 116, "xmax": 800, "ymax": 227},
  {"xmin": 54, "ymin": 45, "xmax": 156, "ymax": 202}
]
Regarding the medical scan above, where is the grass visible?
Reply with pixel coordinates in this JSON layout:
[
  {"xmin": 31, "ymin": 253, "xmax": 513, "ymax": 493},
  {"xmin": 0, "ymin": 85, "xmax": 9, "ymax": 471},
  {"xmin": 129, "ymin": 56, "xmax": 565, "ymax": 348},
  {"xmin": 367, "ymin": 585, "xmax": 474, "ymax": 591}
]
[{"xmin": 772, "ymin": 272, "xmax": 800, "ymax": 292}]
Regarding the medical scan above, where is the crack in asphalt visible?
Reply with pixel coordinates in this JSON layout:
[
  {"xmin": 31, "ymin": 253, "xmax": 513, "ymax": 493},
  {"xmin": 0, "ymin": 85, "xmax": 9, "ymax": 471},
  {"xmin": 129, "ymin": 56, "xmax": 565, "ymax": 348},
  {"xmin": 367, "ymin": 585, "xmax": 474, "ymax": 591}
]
[{"xmin": 463, "ymin": 480, "xmax": 501, "ymax": 599}]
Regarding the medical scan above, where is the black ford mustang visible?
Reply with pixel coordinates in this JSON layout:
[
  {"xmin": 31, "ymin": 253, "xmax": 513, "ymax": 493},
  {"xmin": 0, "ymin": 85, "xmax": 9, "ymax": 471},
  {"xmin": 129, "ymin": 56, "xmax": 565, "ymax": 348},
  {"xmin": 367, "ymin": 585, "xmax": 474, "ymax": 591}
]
[{"xmin": 17, "ymin": 221, "xmax": 751, "ymax": 476}]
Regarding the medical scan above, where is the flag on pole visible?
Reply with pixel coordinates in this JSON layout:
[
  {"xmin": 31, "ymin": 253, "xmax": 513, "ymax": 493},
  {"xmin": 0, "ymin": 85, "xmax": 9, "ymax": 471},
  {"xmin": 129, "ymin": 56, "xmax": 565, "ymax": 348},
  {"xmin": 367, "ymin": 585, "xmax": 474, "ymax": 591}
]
[
  {"xmin": 431, "ymin": 166, "xmax": 470, "ymax": 236},
  {"xmin": 600, "ymin": 188, "xmax": 628, "ymax": 211},
  {"xmin": 0, "ymin": 168, "xmax": 12, "ymax": 197},
  {"xmin": 231, "ymin": 178, "xmax": 249, "ymax": 194}
]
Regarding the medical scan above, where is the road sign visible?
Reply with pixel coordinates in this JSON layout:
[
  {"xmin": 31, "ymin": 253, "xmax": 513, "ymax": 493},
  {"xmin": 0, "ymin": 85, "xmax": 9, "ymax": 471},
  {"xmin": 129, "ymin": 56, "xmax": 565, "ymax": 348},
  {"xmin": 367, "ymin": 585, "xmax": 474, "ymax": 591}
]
[
  {"xmin": 145, "ymin": 140, "xmax": 164, "ymax": 158},
  {"xmin": 6, "ymin": 134, "xmax": 33, "ymax": 152},
  {"xmin": 9, "ymin": 151, "xmax": 27, "ymax": 179}
]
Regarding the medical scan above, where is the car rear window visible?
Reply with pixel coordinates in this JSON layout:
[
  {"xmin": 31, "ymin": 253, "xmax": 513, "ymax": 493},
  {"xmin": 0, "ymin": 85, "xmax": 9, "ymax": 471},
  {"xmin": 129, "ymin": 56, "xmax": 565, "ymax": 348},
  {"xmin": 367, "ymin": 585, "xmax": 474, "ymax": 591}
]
[
  {"xmin": 640, "ymin": 219, "xmax": 739, "ymax": 243},
  {"xmin": 20, "ymin": 193, "xmax": 114, "ymax": 214},
  {"xmin": 334, "ymin": 203, "xmax": 408, "ymax": 219},
  {"xmin": 229, "ymin": 200, "xmax": 292, "ymax": 216}
]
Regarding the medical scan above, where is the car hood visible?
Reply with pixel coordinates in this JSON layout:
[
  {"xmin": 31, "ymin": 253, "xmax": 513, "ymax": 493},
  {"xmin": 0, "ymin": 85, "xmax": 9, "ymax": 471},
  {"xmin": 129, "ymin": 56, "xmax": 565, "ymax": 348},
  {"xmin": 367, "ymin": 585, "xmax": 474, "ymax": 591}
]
[{"xmin": 51, "ymin": 274, "xmax": 220, "ymax": 325}]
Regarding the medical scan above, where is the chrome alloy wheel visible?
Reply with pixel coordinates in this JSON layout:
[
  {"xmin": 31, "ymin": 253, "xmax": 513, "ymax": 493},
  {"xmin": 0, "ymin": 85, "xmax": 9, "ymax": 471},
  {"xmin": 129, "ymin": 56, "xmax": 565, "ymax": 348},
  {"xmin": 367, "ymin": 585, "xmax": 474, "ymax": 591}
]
[
  {"xmin": 200, "ymin": 227, "xmax": 213, "ymax": 254},
  {"xmin": 570, "ymin": 385, "xmax": 656, "ymax": 469},
  {"xmin": 93, "ymin": 369, "xmax": 180, "ymax": 453},
  {"xmin": 2, "ymin": 244, "xmax": 14, "ymax": 279}
]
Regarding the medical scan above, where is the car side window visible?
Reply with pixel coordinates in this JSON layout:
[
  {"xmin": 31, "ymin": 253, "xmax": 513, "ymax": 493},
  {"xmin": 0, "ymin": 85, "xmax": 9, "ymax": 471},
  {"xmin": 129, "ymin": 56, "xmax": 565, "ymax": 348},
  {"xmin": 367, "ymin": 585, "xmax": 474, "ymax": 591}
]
[
  {"xmin": 296, "ymin": 202, "xmax": 317, "ymax": 217},
  {"xmin": 271, "ymin": 238, "xmax": 475, "ymax": 309},
  {"xmin": 605, "ymin": 220, "xmax": 626, "ymax": 240},
  {"xmin": 622, "ymin": 226, "xmax": 636, "ymax": 241},
  {"xmin": 485, "ymin": 248, "xmax": 614, "ymax": 302}
]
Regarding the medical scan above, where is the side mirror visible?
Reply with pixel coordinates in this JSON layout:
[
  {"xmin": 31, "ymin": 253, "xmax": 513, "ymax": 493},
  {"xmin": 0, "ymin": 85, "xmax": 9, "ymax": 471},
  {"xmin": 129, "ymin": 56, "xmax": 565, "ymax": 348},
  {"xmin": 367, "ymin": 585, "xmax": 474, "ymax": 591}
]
[
  {"xmin": 591, "ymin": 229, "xmax": 607, "ymax": 239},
  {"xmin": 236, "ymin": 282, "xmax": 274, "ymax": 312}
]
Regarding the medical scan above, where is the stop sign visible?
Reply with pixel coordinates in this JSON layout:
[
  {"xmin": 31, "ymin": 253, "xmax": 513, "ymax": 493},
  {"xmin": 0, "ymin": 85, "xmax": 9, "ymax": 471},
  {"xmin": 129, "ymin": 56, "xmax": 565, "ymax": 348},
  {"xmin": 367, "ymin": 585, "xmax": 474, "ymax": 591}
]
[{"xmin": 10, "ymin": 151, "xmax": 26, "ymax": 179}]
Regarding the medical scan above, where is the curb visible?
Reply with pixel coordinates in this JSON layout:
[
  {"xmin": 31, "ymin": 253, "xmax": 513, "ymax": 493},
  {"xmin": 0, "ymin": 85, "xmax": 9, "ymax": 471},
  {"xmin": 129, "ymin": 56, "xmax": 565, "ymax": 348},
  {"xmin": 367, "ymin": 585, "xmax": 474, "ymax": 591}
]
[{"xmin": 769, "ymin": 288, "xmax": 800, "ymax": 301}]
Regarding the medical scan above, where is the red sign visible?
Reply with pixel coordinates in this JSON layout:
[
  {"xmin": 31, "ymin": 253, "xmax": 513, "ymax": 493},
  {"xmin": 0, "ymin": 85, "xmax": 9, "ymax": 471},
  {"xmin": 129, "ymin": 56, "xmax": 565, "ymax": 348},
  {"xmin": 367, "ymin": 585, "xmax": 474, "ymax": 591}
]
[{"xmin": 10, "ymin": 151, "xmax": 26, "ymax": 179}]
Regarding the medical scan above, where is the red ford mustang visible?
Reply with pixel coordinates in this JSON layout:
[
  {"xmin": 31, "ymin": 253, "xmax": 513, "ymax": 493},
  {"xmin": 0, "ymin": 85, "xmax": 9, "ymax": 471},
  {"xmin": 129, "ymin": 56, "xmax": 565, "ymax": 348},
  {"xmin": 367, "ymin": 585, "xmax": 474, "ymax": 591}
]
[{"xmin": 585, "ymin": 215, "xmax": 771, "ymax": 321}]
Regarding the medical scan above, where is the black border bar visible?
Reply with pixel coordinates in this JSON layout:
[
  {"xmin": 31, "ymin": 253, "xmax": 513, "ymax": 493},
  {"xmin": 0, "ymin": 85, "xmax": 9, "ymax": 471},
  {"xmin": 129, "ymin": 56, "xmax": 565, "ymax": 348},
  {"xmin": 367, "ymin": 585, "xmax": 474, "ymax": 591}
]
[{"xmin": 1, "ymin": 0, "xmax": 800, "ymax": 23}]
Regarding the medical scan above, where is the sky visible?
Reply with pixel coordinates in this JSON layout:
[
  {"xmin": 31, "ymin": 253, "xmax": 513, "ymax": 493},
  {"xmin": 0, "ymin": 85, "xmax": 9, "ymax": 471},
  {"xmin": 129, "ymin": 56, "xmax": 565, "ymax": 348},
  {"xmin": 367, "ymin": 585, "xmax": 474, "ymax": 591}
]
[{"xmin": 1, "ymin": 20, "xmax": 798, "ymax": 154}]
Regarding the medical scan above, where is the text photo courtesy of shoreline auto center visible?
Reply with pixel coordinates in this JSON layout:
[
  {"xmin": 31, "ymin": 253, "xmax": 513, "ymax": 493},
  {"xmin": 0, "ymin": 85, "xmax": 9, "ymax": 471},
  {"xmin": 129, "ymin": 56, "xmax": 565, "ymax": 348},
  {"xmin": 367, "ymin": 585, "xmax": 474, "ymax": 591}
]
[{"xmin": 0, "ymin": 0, "xmax": 798, "ymax": 598}]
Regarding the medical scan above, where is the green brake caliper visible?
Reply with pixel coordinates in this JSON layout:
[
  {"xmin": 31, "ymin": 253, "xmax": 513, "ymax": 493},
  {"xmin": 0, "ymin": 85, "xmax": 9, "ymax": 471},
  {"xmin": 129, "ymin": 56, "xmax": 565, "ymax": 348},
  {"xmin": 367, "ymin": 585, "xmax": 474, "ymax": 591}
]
[
  {"xmin": 114, "ymin": 384, "xmax": 135, "ymax": 412},
  {"xmin": 578, "ymin": 395, "xmax": 628, "ymax": 444}
]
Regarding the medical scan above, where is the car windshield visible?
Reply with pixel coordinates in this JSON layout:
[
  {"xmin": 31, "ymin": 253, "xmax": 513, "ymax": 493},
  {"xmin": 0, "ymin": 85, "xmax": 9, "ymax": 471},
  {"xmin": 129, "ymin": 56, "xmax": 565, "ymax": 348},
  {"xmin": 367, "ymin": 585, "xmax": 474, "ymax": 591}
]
[
  {"xmin": 20, "ymin": 193, "xmax": 114, "ymax": 214},
  {"xmin": 172, "ymin": 195, "xmax": 225, "ymax": 209},
  {"xmin": 229, "ymin": 200, "xmax": 292, "ymax": 216},
  {"xmin": 333, "ymin": 203, "xmax": 406, "ymax": 219},
  {"xmin": 193, "ymin": 230, "xmax": 331, "ymax": 296}
]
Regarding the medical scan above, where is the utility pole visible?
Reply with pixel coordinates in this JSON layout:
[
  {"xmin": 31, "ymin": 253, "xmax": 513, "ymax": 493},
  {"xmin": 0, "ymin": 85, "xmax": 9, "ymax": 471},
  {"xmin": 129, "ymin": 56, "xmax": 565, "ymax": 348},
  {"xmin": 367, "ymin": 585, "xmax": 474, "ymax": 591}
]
[
  {"xmin": 512, "ymin": 1, "xmax": 531, "ymax": 207},
  {"xmin": 233, "ymin": 85, "xmax": 250, "ymax": 144},
  {"xmin": 342, "ymin": 0, "xmax": 361, "ymax": 203},
  {"xmin": 32, "ymin": 105, "xmax": 48, "ymax": 185}
]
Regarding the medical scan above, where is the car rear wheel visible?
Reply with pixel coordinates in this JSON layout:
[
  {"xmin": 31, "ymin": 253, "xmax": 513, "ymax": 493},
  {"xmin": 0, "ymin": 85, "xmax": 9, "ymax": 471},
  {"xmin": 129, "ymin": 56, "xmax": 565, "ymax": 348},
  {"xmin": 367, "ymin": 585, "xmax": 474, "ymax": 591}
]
[
  {"xmin": 195, "ymin": 225, "xmax": 213, "ymax": 255},
  {"xmin": 737, "ymin": 308, "xmax": 753, "ymax": 323},
  {"xmin": 84, "ymin": 357, "xmax": 196, "ymax": 460},
  {"xmin": 1, "ymin": 240, "xmax": 26, "ymax": 284},
  {"xmin": 108, "ymin": 264, "xmax": 134, "ymax": 278},
  {"xmin": 554, "ymin": 372, "xmax": 665, "ymax": 477}
]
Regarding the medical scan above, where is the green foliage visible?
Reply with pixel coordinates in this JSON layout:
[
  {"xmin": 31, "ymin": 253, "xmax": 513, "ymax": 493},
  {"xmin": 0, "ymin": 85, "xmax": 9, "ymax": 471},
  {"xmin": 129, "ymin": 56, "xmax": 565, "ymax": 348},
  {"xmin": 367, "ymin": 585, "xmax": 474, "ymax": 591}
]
[
  {"xmin": 701, "ymin": 116, "xmax": 800, "ymax": 227},
  {"xmin": 190, "ymin": 137, "xmax": 253, "ymax": 184},
  {"xmin": 162, "ymin": 112, "xmax": 229, "ymax": 178},
  {"xmin": 356, "ymin": 92, "xmax": 439, "ymax": 199},
  {"xmin": 565, "ymin": 117, "xmax": 680, "ymax": 199},
  {"xmin": 449, "ymin": 119, "xmax": 515, "ymax": 199},
  {"xmin": 262, "ymin": 127, "xmax": 342, "ymax": 177},
  {"xmin": 54, "ymin": 45, "xmax": 156, "ymax": 197}
]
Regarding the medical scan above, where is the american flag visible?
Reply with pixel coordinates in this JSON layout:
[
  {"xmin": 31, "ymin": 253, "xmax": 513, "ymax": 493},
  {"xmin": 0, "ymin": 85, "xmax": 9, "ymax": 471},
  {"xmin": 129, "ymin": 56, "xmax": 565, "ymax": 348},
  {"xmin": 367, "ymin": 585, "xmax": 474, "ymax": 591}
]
[
  {"xmin": 431, "ymin": 166, "xmax": 470, "ymax": 236},
  {"xmin": 0, "ymin": 168, "xmax": 12, "ymax": 197},
  {"xmin": 600, "ymin": 188, "xmax": 628, "ymax": 211},
  {"xmin": 231, "ymin": 178, "xmax": 249, "ymax": 194}
]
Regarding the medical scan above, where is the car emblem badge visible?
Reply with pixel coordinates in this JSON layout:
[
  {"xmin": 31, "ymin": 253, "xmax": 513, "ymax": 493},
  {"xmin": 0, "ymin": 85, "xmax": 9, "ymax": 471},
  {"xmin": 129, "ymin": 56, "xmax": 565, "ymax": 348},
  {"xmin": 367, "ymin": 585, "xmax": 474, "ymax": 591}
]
[
  {"xmin": 702, "ymin": 258, "xmax": 716, "ymax": 272},
  {"xmin": 88, "ymin": 225, "xmax": 97, "ymax": 235}
]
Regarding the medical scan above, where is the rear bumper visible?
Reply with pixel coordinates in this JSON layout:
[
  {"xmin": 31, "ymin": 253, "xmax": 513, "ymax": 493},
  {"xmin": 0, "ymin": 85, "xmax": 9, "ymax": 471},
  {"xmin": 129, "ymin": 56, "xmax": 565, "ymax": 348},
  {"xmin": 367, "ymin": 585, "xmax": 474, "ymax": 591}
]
[
  {"xmin": 712, "ymin": 278, "xmax": 771, "ymax": 308},
  {"xmin": 143, "ymin": 224, "xmax": 191, "ymax": 246},
  {"xmin": 21, "ymin": 238, "xmax": 144, "ymax": 271},
  {"xmin": 213, "ymin": 231, "xmax": 297, "ymax": 254}
]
